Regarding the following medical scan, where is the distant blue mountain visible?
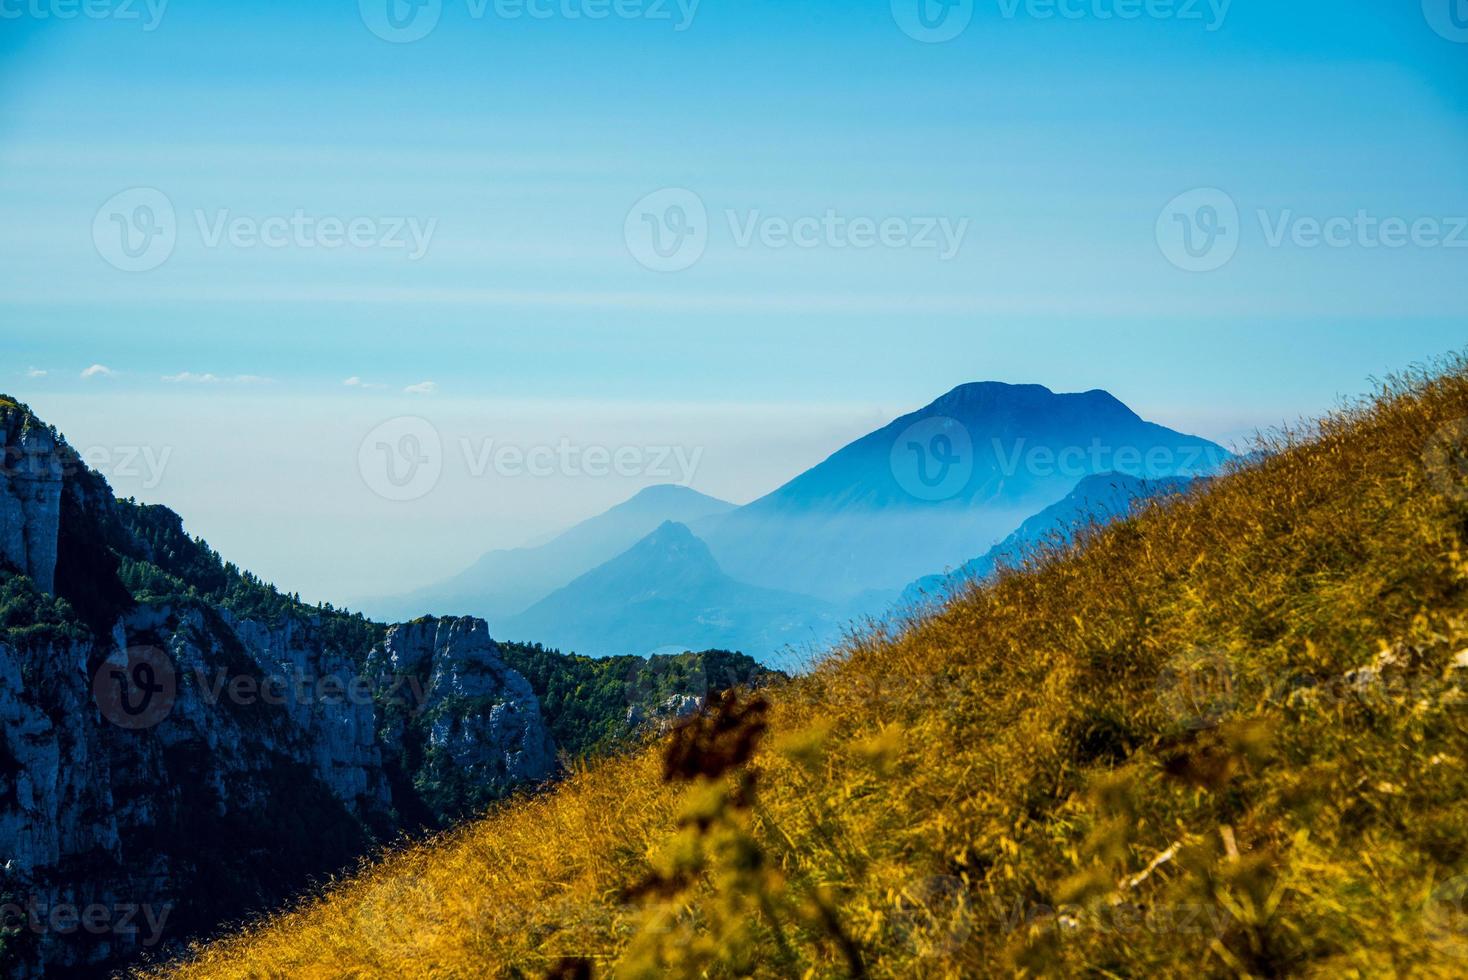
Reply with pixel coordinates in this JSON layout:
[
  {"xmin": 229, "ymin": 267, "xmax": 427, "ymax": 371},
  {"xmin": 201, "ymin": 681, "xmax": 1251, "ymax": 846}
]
[
  {"xmin": 366, "ymin": 383, "xmax": 1228, "ymax": 666},
  {"xmin": 899, "ymin": 472, "xmax": 1195, "ymax": 608},
  {"xmin": 360, "ymin": 484, "xmax": 736, "ymax": 623},
  {"xmin": 694, "ymin": 382, "xmax": 1227, "ymax": 600},
  {"xmin": 502, "ymin": 521, "xmax": 841, "ymax": 668}
]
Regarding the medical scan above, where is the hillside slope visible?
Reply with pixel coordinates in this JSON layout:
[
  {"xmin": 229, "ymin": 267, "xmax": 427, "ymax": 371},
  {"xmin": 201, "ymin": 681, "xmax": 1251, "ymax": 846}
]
[
  {"xmin": 898, "ymin": 471, "xmax": 1194, "ymax": 608},
  {"xmin": 153, "ymin": 361, "xmax": 1468, "ymax": 978}
]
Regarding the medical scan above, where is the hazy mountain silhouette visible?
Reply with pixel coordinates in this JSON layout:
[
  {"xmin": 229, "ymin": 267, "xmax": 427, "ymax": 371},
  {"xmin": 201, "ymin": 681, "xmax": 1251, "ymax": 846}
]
[
  {"xmin": 503, "ymin": 522, "xmax": 840, "ymax": 668},
  {"xmin": 367, "ymin": 384, "xmax": 1227, "ymax": 661},
  {"xmin": 693, "ymin": 382, "xmax": 1227, "ymax": 599},
  {"xmin": 363, "ymin": 485, "xmax": 735, "ymax": 622}
]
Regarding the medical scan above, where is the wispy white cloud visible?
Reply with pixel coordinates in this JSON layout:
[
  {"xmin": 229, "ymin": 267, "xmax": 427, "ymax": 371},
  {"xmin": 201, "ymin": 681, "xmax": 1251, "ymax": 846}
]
[
  {"xmin": 81, "ymin": 364, "xmax": 115, "ymax": 379},
  {"xmin": 163, "ymin": 372, "xmax": 274, "ymax": 385},
  {"xmin": 26, "ymin": 367, "xmax": 46, "ymax": 378},
  {"xmin": 403, "ymin": 380, "xmax": 438, "ymax": 396},
  {"xmin": 343, "ymin": 376, "xmax": 387, "ymax": 389}
]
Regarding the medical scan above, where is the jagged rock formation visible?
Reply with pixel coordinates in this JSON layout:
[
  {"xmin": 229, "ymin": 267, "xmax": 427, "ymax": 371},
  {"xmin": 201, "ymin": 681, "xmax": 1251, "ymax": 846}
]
[
  {"xmin": 0, "ymin": 604, "xmax": 390, "ymax": 976},
  {"xmin": 0, "ymin": 402, "xmax": 63, "ymax": 593},
  {"xmin": 625, "ymin": 691, "xmax": 705, "ymax": 732},
  {"xmin": 0, "ymin": 398, "xmax": 557, "ymax": 977},
  {"xmin": 370, "ymin": 617, "xmax": 555, "ymax": 821}
]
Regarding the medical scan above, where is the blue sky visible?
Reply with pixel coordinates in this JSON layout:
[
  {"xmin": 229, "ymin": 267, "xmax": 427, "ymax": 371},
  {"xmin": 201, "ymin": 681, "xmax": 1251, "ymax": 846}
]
[{"xmin": 1, "ymin": 0, "xmax": 1465, "ymax": 601}]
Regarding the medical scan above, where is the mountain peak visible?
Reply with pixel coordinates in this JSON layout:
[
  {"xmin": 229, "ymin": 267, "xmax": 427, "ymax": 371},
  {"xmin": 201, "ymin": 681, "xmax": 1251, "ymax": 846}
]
[
  {"xmin": 940, "ymin": 380, "xmax": 1055, "ymax": 398},
  {"xmin": 925, "ymin": 381, "xmax": 1138, "ymax": 422},
  {"xmin": 929, "ymin": 381, "xmax": 1052, "ymax": 411},
  {"xmin": 701, "ymin": 380, "xmax": 1227, "ymax": 598},
  {"xmin": 619, "ymin": 484, "xmax": 728, "ymax": 510},
  {"xmin": 634, "ymin": 520, "xmax": 707, "ymax": 554},
  {"xmin": 505, "ymin": 517, "xmax": 837, "ymax": 662},
  {"xmin": 366, "ymin": 484, "xmax": 735, "ymax": 623}
]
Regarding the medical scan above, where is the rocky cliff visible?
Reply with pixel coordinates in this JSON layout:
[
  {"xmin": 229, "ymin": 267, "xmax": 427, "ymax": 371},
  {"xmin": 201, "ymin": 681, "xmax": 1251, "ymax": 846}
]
[
  {"xmin": 369, "ymin": 616, "xmax": 557, "ymax": 823},
  {"xmin": 0, "ymin": 401, "xmax": 63, "ymax": 594},
  {"xmin": 0, "ymin": 398, "xmax": 557, "ymax": 977}
]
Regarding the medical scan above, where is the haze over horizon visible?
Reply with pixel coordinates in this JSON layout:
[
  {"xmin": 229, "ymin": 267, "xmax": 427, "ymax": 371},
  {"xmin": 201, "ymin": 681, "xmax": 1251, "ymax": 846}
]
[
  {"xmin": 3, "ymin": 0, "xmax": 1465, "ymax": 600},
  {"xmin": 4, "ymin": 353, "xmax": 1454, "ymax": 606}
]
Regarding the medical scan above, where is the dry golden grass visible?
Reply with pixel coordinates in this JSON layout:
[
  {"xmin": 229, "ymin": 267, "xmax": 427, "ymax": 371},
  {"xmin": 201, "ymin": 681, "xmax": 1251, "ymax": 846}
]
[{"xmin": 151, "ymin": 357, "xmax": 1468, "ymax": 978}]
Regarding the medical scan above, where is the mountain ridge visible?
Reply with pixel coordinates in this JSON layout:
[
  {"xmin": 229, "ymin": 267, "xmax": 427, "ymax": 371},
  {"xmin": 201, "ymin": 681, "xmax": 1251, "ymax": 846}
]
[
  {"xmin": 694, "ymin": 381, "xmax": 1228, "ymax": 598},
  {"xmin": 362, "ymin": 484, "xmax": 735, "ymax": 623},
  {"xmin": 504, "ymin": 521, "xmax": 840, "ymax": 667},
  {"xmin": 898, "ymin": 470, "xmax": 1196, "ymax": 607}
]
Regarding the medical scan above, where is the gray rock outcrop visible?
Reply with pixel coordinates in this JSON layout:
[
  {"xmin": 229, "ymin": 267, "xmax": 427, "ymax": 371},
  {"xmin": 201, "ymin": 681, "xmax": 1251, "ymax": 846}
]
[
  {"xmin": 0, "ymin": 403, "xmax": 63, "ymax": 593},
  {"xmin": 0, "ymin": 399, "xmax": 559, "ymax": 977},
  {"xmin": 371, "ymin": 617, "xmax": 556, "ymax": 817}
]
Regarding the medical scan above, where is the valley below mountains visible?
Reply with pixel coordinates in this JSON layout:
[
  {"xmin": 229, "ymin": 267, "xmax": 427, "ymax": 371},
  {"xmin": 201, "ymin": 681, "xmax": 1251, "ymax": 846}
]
[
  {"xmin": 0, "ymin": 380, "xmax": 1226, "ymax": 975},
  {"xmin": 0, "ymin": 396, "xmax": 770, "ymax": 978}
]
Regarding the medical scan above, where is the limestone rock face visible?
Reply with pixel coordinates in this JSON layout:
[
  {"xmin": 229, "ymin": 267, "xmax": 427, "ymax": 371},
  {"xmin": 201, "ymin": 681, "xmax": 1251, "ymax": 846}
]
[
  {"xmin": 371, "ymin": 617, "xmax": 556, "ymax": 816},
  {"xmin": 229, "ymin": 613, "xmax": 394, "ymax": 812},
  {"xmin": 0, "ymin": 405, "xmax": 63, "ymax": 593},
  {"xmin": 625, "ymin": 691, "xmax": 705, "ymax": 732},
  {"xmin": 0, "ymin": 605, "xmax": 556, "ymax": 976},
  {"xmin": 0, "ymin": 399, "xmax": 559, "ymax": 976},
  {"xmin": 0, "ymin": 603, "xmax": 397, "ymax": 976}
]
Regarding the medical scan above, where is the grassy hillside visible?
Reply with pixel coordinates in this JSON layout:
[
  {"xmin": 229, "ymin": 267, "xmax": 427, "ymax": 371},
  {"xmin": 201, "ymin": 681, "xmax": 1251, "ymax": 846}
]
[{"xmin": 150, "ymin": 359, "xmax": 1468, "ymax": 978}]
